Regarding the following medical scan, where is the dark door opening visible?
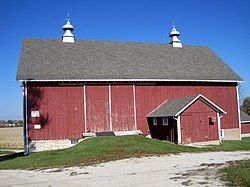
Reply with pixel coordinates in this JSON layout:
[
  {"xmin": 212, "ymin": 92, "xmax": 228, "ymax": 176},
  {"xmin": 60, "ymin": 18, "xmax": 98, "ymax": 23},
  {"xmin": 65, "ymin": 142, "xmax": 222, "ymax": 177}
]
[{"xmin": 147, "ymin": 117, "xmax": 178, "ymax": 143}]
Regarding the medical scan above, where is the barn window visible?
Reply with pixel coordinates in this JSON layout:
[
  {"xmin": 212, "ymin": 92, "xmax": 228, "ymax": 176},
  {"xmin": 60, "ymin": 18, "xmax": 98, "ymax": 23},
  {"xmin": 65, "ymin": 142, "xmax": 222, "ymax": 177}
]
[
  {"xmin": 162, "ymin": 117, "xmax": 168, "ymax": 126},
  {"xmin": 209, "ymin": 116, "xmax": 216, "ymax": 125},
  {"xmin": 70, "ymin": 139, "xmax": 79, "ymax": 144},
  {"xmin": 153, "ymin": 118, "xmax": 157, "ymax": 125}
]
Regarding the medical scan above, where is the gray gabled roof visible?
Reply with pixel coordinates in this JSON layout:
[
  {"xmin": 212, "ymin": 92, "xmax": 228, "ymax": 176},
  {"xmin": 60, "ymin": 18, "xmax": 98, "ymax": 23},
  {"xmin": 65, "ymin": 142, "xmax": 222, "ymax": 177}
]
[
  {"xmin": 240, "ymin": 110, "xmax": 250, "ymax": 123},
  {"xmin": 17, "ymin": 39, "xmax": 243, "ymax": 82},
  {"xmin": 147, "ymin": 94, "xmax": 226, "ymax": 117}
]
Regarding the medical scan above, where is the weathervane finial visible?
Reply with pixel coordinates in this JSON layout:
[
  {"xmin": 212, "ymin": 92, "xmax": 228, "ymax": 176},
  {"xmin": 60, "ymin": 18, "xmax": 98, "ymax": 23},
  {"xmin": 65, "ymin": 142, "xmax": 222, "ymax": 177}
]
[
  {"xmin": 66, "ymin": 13, "xmax": 70, "ymax": 21},
  {"xmin": 172, "ymin": 21, "xmax": 175, "ymax": 28}
]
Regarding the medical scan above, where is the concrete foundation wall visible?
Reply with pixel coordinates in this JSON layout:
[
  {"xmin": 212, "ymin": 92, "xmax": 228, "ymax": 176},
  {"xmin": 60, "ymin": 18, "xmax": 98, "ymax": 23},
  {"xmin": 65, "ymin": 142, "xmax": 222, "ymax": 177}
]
[
  {"xmin": 29, "ymin": 139, "xmax": 78, "ymax": 152},
  {"xmin": 223, "ymin": 128, "xmax": 241, "ymax": 140},
  {"xmin": 185, "ymin": 140, "xmax": 220, "ymax": 146}
]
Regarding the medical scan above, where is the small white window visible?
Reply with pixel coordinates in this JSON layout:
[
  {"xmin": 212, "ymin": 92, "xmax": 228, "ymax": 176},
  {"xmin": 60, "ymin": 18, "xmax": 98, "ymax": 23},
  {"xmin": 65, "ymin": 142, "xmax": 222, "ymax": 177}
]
[
  {"xmin": 31, "ymin": 111, "xmax": 39, "ymax": 117},
  {"xmin": 163, "ymin": 117, "xmax": 168, "ymax": 126},
  {"xmin": 153, "ymin": 118, "xmax": 157, "ymax": 125},
  {"xmin": 34, "ymin": 124, "xmax": 41, "ymax": 129}
]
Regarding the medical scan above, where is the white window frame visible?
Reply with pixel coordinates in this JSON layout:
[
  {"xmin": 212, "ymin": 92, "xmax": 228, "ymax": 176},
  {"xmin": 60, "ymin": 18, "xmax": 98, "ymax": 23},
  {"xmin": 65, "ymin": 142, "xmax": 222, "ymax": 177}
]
[
  {"xmin": 162, "ymin": 117, "xmax": 169, "ymax": 126},
  {"xmin": 153, "ymin": 118, "xmax": 157, "ymax": 125}
]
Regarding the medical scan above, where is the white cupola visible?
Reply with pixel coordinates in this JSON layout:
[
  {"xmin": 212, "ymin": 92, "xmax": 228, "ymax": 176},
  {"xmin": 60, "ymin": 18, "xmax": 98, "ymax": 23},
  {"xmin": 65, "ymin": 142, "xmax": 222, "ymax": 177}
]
[
  {"xmin": 169, "ymin": 23, "xmax": 182, "ymax": 48},
  {"xmin": 62, "ymin": 14, "xmax": 75, "ymax": 43}
]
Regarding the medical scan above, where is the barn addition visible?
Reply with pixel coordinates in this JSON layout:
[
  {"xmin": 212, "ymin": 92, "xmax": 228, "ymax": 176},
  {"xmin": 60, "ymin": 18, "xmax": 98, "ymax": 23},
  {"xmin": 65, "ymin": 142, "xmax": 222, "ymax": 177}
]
[
  {"xmin": 147, "ymin": 94, "xmax": 226, "ymax": 145},
  {"xmin": 17, "ymin": 18, "xmax": 243, "ymax": 153},
  {"xmin": 241, "ymin": 110, "xmax": 250, "ymax": 137}
]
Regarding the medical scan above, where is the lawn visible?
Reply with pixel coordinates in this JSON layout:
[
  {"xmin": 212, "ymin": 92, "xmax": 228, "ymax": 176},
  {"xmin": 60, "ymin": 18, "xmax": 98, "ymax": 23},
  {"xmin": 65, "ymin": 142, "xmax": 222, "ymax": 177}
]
[
  {"xmin": 220, "ymin": 159, "xmax": 250, "ymax": 186},
  {"xmin": 0, "ymin": 136, "xmax": 249, "ymax": 170}
]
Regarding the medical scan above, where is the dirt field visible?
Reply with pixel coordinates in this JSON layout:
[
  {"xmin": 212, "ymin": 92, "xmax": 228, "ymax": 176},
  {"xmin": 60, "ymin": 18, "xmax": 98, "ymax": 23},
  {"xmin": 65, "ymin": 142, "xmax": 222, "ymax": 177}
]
[{"xmin": 0, "ymin": 127, "xmax": 23, "ymax": 148}]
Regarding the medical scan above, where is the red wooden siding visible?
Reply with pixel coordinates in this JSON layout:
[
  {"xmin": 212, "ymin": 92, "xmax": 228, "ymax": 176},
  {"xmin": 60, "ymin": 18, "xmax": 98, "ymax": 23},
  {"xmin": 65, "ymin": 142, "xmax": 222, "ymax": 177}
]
[
  {"xmin": 111, "ymin": 86, "xmax": 135, "ymax": 131},
  {"xmin": 85, "ymin": 86, "xmax": 110, "ymax": 132},
  {"xmin": 27, "ymin": 83, "xmax": 239, "ymax": 140},
  {"xmin": 241, "ymin": 123, "xmax": 250, "ymax": 134},
  {"xmin": 136, "ymin": 85, "xmax": 239, "ymax": 134},
  {"xmin": 180, "ymin": 99, "xmax": 219, "ymax": 144},
  {"xmin": 27, "ymin": 86, "xmax": 84, "ymax": 140}
]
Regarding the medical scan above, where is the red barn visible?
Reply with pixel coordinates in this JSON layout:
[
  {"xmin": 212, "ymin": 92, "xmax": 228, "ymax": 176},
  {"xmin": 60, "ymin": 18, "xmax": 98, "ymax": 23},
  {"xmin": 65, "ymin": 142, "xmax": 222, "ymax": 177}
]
[
  {"xmin": 241, "ymin": 110, "xmax": 250, "ymax": 137},
  {"xmin": 17, "ymin": 19, "xmax": 243, "ymax": 153}
]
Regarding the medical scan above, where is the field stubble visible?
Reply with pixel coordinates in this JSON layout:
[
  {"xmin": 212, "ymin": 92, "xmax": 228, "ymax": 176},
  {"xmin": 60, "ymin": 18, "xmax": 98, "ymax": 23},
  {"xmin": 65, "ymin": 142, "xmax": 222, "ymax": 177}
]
[{"xmin": 0, "ymin": 127, "xmax": 23, "ymax": 149}]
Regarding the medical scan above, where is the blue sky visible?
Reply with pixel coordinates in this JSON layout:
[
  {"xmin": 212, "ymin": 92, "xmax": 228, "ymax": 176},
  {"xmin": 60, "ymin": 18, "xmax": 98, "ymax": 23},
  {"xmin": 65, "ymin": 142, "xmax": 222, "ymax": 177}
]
[{"xmin": 0, "ymin": 0, "xmax": 249, "ymax": 120}]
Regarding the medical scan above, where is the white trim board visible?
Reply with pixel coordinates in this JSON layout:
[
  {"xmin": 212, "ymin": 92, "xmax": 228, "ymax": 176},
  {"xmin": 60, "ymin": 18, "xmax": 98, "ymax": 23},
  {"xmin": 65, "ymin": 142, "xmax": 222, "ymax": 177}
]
[
  {"xmin": 241, "ymin": 121, "xmax": 250, "ymax": 123},
  {"xmin": 18, "ymin": 79, "xmax": 243, "ymax": 83},
  {"xmin": 133, "ymin": 85, "xmax": 137, "ymax": 130},
  {"xmin": 236, "ymin": 86, "xmax": 242, "ymax": 140},
  {"xmin": 108, "ymin": 85, "xmax": 112, "ymax": 131},
  {"xmin": 83, "ymin": 85, "xmax": 87, "ymax": 133}
]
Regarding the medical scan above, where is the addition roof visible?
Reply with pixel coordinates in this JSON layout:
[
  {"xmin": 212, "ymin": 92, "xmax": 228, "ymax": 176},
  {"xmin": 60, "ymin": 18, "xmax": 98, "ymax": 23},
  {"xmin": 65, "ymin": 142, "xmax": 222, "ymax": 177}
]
[
  {"xmin": 147, "ymin": 94, "xmax": 226, "ymax": 117},
  {"xmin": 240, "ymin": 110, "xmax": 250, "ymax": 123}
]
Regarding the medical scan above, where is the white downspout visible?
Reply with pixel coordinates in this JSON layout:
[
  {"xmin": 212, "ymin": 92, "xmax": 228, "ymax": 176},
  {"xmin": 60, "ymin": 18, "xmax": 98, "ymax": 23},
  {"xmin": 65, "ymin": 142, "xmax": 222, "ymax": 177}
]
[{"xmin": 217, "ymin": 112, "xmax": 223, "ymax": 143}]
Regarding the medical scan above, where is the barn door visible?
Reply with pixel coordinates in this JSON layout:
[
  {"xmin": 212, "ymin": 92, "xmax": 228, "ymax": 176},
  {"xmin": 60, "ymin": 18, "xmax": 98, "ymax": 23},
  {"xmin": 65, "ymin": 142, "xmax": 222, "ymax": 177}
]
[
  {"xmin": 111, "ymin": 85, "xmax": 135, "ymax": 131},
  {"xmin": 85, "ymin": 86, "xmax": 110, "ymax": 132},
  {"xmin": 181, "ymin": 114, "xmax": 193, "ymax": 144}
]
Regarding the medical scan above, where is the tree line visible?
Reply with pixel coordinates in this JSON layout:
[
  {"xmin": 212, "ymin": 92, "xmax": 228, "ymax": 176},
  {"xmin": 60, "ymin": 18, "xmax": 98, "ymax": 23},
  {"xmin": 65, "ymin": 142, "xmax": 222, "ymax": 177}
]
[
  {"xmin": 0, "ymin": 120, "xmax": 23, "ymax": 128},
  {"xmin": 241, "ymin": 97, "xmax": 250, "ymax": 116}
]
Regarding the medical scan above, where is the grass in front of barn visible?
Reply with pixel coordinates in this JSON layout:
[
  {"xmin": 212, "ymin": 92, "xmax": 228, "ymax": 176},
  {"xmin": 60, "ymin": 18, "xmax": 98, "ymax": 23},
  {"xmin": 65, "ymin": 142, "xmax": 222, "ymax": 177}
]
[
  {"xmin": 0, "ymin": 127, "xmax": 23, "ymax": 149},
  {"xmin": 207, "ymin": 137, "xmax": 250, "ymax": 151},
  {"xmin": 220, "ymin": 159, "xmax": 250, "ymax": 186},
  {"xmin": 0, "ymin": 136, "xmax": 249, "ymax": 170},
  {"xmin": 0, "ymin": 136, "xmax": 201, "ymax": 170}
]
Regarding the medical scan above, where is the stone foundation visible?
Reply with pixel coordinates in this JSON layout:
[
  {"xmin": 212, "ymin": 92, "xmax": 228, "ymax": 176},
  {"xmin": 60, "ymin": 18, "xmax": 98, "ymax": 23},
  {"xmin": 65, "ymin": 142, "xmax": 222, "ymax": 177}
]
[
  {"xmin": 222, "ymin": 128, "xmax": 241, "ymax": 140},
  {"xmin": 29, "ymin": 139, "xmax": 83, "ymax": 152},
  {"xmin": 241, "ymin": 133, "xmax": 250, "ymax": 138}
]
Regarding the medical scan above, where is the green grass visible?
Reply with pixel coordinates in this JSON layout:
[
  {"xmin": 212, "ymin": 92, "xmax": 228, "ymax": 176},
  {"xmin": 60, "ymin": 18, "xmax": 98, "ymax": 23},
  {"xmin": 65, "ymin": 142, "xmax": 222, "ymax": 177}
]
[
  {"xmin": 207, "ymin": 137, "xmax": 250, "ymax": 151},
  {"xmin": 220, "ymin": 159, "xmax": 250, "ymax": 186},
  {"xmin": 0, "ymin": 136, "xmax": 249, "ymax": 170}
]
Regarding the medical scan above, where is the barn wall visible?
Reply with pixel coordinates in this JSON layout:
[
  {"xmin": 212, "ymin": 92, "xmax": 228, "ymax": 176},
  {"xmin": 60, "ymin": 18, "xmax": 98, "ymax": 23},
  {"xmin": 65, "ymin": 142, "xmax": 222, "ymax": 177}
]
[
  {"xmin": 135, "ymin": 85, "xmax": 239, "ymax": 134},
  {"xmin": 27, "ymin": 82, "xmax": 239, "ymax": 141},
  {"xmin": 27, "ymin": 85, "xmax": 84, "ymax": 140},
  {"xmin": 241, "ymin": 122, "xmax": 250, "ymax": 134},
  {"xmin": 180, "ymin": 99, "xmax": 219, "ymax": 144}
]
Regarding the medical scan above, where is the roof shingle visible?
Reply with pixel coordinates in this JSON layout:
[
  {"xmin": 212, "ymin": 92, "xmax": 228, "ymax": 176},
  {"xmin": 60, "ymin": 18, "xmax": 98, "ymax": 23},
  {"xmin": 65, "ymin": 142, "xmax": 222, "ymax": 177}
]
[
  {"xmin": 17, "ymin": 39, "xmax": 243, "ymax": 81},
  {"xmin": 147, "ymin": 94, "xmax": 226, "ymax": 117},
  {"xmin": 240, "ymin": 110, "xmax": 250, "ymax": 122},
  {"xmin": 147, "ymin": 95, "xmax": 198, "ymax": 117}
]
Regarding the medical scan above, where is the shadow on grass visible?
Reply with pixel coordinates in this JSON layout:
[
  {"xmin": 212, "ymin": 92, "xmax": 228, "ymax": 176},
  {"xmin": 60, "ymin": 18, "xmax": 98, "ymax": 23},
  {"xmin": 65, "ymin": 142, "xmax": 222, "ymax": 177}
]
[{"xmin": 0, "ymin": 152, "xmax": 25, "ymax": 162}]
